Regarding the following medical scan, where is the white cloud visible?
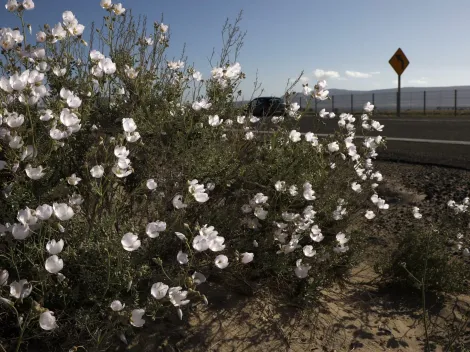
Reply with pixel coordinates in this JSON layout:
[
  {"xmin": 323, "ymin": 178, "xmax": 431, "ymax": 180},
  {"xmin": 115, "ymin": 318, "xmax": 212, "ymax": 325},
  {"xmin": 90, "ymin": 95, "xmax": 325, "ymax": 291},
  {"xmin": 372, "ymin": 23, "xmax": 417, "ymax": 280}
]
[
  {"xmin": 370, "ymin": 71, "xmax": 380, "ymax": 75},
  {"xmin": 345, "ymin": 71, "xmax": 372, "ymax": 78},
  {"xmin": 392, "ymin": 79, "xmax": 398, "ymax": 85},
  {"xmin": 314, "ymin": 69, "xmax": 340, "ymax": 80},
  {"xmin": 300, "ymin": 76, "xmax": 309, "ymax": 83},
  {"xmin": 408, "ymin": 77, "xmax": 428, "ymax": 85}
]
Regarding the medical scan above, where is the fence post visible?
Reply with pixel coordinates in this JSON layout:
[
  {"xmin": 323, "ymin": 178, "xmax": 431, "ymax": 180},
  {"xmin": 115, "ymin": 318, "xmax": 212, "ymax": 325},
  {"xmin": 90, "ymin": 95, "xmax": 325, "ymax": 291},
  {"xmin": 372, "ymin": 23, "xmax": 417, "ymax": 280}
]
[
  {"xmin": 423, "ymin": 91, "xmax": 426, "ymax": 115},
  {"xmin": 455, "ymin": 89, "xmax": 457, "ymax": 116},
  {"xmin": 332, "ymin": 95, "xmax": 334, "ymax": 112},
  {"xmin": 350, "ymin": 94, "xmax": 353, "ymax": 114}
]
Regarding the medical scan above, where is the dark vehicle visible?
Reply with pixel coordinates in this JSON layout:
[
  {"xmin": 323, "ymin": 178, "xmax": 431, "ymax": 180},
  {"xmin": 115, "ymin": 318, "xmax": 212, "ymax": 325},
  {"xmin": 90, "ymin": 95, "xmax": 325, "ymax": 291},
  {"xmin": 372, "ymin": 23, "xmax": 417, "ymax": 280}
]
[{"xmin": 246, "ymin": 97, "xmax": 287, "ymax": 117}]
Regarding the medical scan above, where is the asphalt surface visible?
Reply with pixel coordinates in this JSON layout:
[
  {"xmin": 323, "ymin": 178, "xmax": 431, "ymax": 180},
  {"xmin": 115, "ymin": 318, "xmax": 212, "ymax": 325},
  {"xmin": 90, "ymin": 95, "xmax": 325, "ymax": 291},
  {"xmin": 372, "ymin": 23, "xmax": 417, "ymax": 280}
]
[{"xmin": 298, "ymin": 114, "xmax": 470, "ymax": 169}]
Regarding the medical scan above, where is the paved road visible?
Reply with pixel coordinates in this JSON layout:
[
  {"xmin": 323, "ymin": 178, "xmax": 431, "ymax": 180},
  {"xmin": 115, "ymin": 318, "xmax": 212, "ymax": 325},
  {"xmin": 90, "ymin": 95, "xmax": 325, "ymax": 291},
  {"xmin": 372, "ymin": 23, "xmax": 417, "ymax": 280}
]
[{"xmin": 298, "ymin": 115, "xmax": 470, "ymax": 169}]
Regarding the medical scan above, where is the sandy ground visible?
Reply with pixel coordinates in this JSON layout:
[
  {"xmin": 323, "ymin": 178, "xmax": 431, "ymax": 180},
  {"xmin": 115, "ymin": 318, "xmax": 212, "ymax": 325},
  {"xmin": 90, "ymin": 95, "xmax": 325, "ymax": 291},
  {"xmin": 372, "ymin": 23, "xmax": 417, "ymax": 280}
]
[{"xmin": 127, "ymin": 161, "xmax": 470, "ymax": 352}]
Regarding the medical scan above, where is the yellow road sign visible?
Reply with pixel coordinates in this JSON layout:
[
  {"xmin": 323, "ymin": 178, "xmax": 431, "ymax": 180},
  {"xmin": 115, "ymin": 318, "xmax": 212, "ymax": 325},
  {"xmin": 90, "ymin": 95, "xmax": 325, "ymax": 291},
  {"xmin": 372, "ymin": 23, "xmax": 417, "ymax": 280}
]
[{"xmin": 389, "ymin": 48, "xmax": 409, "ymax": 76}]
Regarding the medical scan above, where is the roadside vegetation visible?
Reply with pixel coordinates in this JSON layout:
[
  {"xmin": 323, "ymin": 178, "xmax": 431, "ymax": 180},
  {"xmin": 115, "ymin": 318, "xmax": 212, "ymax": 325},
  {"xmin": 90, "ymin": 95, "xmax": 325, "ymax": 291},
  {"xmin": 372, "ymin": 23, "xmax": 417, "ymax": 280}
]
[{"xmin": 0, "ymin": 1, "xmax": 469, "ymax": 351}]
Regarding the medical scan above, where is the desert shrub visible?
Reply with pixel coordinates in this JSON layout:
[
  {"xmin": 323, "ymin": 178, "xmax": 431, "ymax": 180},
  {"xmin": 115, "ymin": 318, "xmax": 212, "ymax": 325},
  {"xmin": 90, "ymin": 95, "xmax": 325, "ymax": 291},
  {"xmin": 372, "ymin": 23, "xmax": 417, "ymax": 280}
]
[
  {"xmin": 376, "ymin": 201, "xmax": 470, "ymax": 294},
  {"xmin": 377, "ymin": 229, "xmax": 469, "ymax": 293},
  {"xmin": 0, "ymin": 1, "xmax": 387, "ymax": 350}
]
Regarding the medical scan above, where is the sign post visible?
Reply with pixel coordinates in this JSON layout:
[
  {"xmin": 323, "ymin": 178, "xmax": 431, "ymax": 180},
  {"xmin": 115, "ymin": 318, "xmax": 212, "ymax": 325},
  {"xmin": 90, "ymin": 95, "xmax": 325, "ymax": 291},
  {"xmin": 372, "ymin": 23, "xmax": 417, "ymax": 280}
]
[{"xmin": 389, "ymin": 48, "xmax": 409, "ymax": 117}]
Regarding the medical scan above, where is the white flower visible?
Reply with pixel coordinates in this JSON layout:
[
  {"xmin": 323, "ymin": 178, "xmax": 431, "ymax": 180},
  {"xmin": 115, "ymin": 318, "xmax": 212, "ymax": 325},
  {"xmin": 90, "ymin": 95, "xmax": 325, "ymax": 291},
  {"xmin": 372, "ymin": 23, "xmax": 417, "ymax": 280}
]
[
  {"xmin": 9, "ymin": 136, "xmax": 24, "ymax": 149},
  {"xmin": 110, "ymin": 300, "xmax": 125, "ymax": 311},
  {"xmin": 240, "ymin": 252, "xmax": 254, "ymax": 264},
  {"xmin": 289, "ymin": 185, "xmax": 298, "ymax": 196},
  {"xmin": 67, "ymin": 173, "xmax": 82, "ymax": 186},
  {"xmin": 151, "ymin": 282, "xmax": 169, "ymax": 300},
  {"xmin": 303, "ymin": 182, "xmax": 316, "ymax": 200},
  {"xmin": 90, "ymin": 50, "xmax": 105, "ymax": 61},
  {"xmin": 36, "ymin": 31, "xmax": 47, "ymax": 43},
  {"xmin": 125, "ymin": 131, "xmax": 141, "ymax": 143},
  {"xmin": 208, "ymin": 115, "xmax": 223, "ymax": 127},
  {"xmin": 121, "ymin": 233, "xmax": 141, "ymax": 251},
  {"xmin": 52, "ymin": 66, "xmax": 66, "ymax": 76},
  {"xmin": 145, "ymin": 221, "xmax": 166, "ymax": 238},
  {"xmin": 192, "ymin": 71, "xmax": 202, "ymax": 81},
  {"xmin": 10, "ymin": 279, "xmax": 32, "ymax": 299},
  {"xmin": 17, "ymin": 207, "xmax": 37, "ymax": 226},
  {"xmin": 177, "ymin": 251, "xmax": 189, "ymax": 264},
  {"xmin": 25, "ymin": 164, "xmax": 45, "ymax": 180},
  {"xmin": 289, "ymin": 130, "xmax": 301, "ymax": 143},
  {"xmin": 66, "ymin": 95, "xmax": 81, "ymax": 109},
  {"xmin": 336, "ymin": 232, "xmax": 349, "ymax": 245},
  {"xmin": 249, "ymin": 115, "xmax": 260, "ymax": 123},
  {"xmin": 172, "ymin": 194, "xmax": 188, "ymax": 209},
  {"xmin": 192, "ymin": 98, "xmax": 212, "ymax": 111},
  {"xmin": 52, "ymin": 23, "xmax": 67, "ymax": 41},
  {"xmin": 168, "ymin": 286, "xmax": 190, "ymax": 307},
  {"xmin": 412, "ymin": 207, "xmax": 422, "ymax": 219},
  {"xmin": 46, "ymin": 239, "xmax": 64, "ymax": 255},
  {"xmin": 5, "ymin": 113, "xmax": 24, "ymax": 128},
  {"xmin": 122, "ymin": 118, "xmax": 137, "ymax": 133},
  {"xmin": 327, "ymin": 141, "xmax": 339, "ymax": 153},
  {"xmin": 275, "ymin": 181, "xmax": 286, "ymax": 192},
  {"xmin": 90, "ymin": 165, "xmax": 104, "ymax": 178},
  {"xmin": 115, "ymin": 152, "xmax": 130, "ymax": 164},
  {"xmin": 159, "ymin": 23, "xmax": 169, "ymax": 33},
  {"xmin": 146, "ymin": 179, "xmax": 157, "ymax": 190},
  {"xmin": 351, "ymin": 182, "xmax": 362, "ymax": 193},
  {"xmin": 303, "ymin": 245, "xmax": 316, "ymax": 257},
  {"xmin": 98, "ymin": 58, "xmax": 116, "ymax": 74},
  {"xmin": 188, "ymin": 179, "xmax": 209, "ymax": 203},
  {"xmin": 0, "ymin": 269, "xmax": 9, "ymax": 286},
  {"xmin": 39, "ymin": 311, "xmax": 57, "ymax": 331},
  {"xmin": 237, "ymin": 115, "xmax": 246, "ymax": 124},
  {"xmin": 371, "ymin": 120, "xmax": 384, "ymax": 132},
  {"xmin": 254, "ymin": 207, "xmax": 268, "ymax": 220},
  {"xmin": 167, "ymin": 60, "xmax": 184, "ymax": 70},
  {"xmin": 36, "ymin": 204, "xmax": 53, "ymax": 220},
  {"xmin": 294, "ymin": 259, "xmax": 311, "ymax": 278},
  {"xmin": 192, "ymin": 225, "xmax": 225, "ymax": 252},
  {"xmin": 124, "ymin": 65, "xmax": 138, "ymax": 79},
  {"xmin": 252, "ymin": 193, "xmax": 268, "ymax": 205},
  {"xmin": 22, "ymin": 0, "xmax": 34, "ymax": 10},
  {"xmin": 214, "ymin": 254, "xmax": 229, "ymax": 269},
  {"xmin": 245, "ymin": 131, "xmax": 254, "ymax": 140},
  {"xmin": 319, "ymin": 109, "xmax": 329, "ymax": 118},
  {"xmin": 310, "ymin": 225, "xmax": 324, "ymax": 242},
  {"xmin": 130, "ymin": 309, "xmax": 145, "ymax": 327},
  {"xmin": 100, "ymin": 0, "xmax": 112, "ymax": 9},
  {"xmin": 45, "ymin": 255, "xmax": 64, "ymax": 274},
  {"xmin": 53, "ymin": 203, "xmax": 74, "ymax": 221},
  {"xmin": 363, "ymin": 102, "xmax": 374, "ymax": 113},
  {"xmin": 12, "ymin": 223, "xmax": 30, "ymax": 240},
  {"xmin": 305, "ymin": 132, "xmax": 318, "ymax": 146},
  {"xmin": 365, "ymin": 210, "xmax": 376, "ymax": 220},
  {"xmin": 5, "ymin": 0, "xmax": 19, "ymax": 11},
  {"xmin": 192, "ymin": 272, "xmax": 206, "ymax": 285}
]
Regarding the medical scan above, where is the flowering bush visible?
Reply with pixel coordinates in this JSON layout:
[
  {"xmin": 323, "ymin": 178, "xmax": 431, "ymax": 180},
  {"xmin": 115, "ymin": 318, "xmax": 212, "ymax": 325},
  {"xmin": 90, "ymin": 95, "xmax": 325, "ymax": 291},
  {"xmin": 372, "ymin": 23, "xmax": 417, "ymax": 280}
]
[{"xmin": 0, "ymin": 1, "xmax": 389, "ymax": 350}]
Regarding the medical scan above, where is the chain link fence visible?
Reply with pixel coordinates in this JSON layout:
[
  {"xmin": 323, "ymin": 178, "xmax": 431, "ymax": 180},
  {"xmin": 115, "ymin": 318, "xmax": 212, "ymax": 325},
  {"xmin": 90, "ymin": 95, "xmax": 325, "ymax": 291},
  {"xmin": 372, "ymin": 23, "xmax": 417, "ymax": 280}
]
[{"xmin": 299, "ymin": 88, "xmax": 470, "ymax": 116}]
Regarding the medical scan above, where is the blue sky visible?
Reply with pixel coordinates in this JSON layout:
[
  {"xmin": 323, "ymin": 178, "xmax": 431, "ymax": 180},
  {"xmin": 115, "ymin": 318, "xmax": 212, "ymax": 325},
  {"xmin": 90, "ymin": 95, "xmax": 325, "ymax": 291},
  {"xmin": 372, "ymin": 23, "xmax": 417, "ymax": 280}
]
[{"xmin": 1, "ymin": 0, "xmax": 470, "ymax": 97}]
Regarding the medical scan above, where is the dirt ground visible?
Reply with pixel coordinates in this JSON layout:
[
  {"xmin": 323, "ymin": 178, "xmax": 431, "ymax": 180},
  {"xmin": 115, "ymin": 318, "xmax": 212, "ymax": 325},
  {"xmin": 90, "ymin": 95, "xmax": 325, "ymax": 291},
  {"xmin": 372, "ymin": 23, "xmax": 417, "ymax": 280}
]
[{"xmin": 128, "ymin": 161, "xmax": 470, "ymax": 352}]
